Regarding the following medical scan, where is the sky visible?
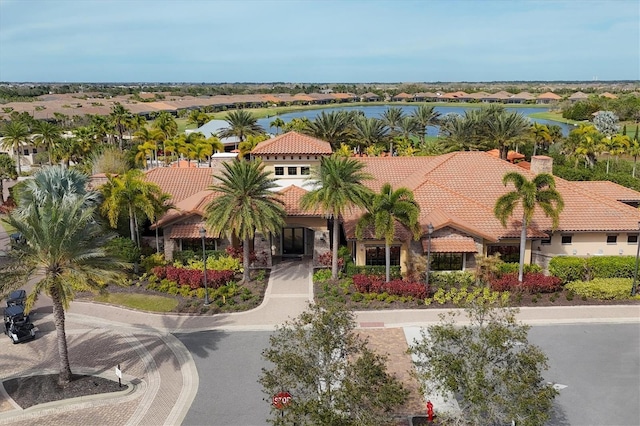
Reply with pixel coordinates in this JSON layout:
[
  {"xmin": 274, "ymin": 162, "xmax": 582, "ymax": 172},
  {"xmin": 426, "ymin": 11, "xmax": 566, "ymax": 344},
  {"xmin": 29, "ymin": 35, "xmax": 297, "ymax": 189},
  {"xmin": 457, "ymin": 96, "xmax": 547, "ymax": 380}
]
[{"xmin": 0, "ymin": 0, "xmax": 638, "ymax": 83}]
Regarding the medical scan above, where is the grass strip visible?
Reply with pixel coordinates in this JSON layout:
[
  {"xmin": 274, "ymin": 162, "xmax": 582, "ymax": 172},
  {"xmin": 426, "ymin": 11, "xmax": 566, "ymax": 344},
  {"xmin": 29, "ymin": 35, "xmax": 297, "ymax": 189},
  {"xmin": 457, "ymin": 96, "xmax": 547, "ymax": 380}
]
[{"xmin": 93, "ymin": 293, "xmax": 179, "ymax": 312}]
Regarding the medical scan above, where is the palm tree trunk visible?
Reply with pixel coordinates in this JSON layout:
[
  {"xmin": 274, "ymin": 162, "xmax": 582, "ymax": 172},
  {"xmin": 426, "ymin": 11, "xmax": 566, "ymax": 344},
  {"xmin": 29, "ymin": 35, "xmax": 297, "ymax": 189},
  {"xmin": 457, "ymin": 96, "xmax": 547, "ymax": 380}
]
[
  {"xmin": 0, "ymin": 179, "xmax": 4, "ymax": 204},
  {"xmin": 243, "ymin": 236, "xmax": 251, "ymax": 283},
  {"xmin": 331, "ymin": 216, "xmax": 340, "ymax": 280},
  {"xmin": 128, "ymin": 206, "xmax": 136, "ymax": 242},
  {"xmin": 51, "ymin": 286, "xmax": 73, "ymax": 385},
  {"xmin": 16, "ymin": 150, "xmax": 21, "ymax": 175},
  {"xmin": 385, "ymin": 242, "xmax": 391, "ymax": 283},
  {"xmin": 633, "ymin": 156, "xmax": 637, "ymax": 178},
  {"xmin": 518, "ymin": 215, "xmax": 527, "ymax": 283},
  {"xmin": 155, "ymin": 226, "xmax": 160, "ymax": 253}
]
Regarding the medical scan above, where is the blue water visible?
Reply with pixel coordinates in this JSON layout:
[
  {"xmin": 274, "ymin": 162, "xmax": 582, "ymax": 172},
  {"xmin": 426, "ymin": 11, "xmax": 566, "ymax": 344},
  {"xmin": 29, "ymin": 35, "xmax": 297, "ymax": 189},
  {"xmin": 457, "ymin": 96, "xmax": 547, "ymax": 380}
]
[{"xmin": 257, "ymin": 105, "xmax": 574, "ymax": 137}]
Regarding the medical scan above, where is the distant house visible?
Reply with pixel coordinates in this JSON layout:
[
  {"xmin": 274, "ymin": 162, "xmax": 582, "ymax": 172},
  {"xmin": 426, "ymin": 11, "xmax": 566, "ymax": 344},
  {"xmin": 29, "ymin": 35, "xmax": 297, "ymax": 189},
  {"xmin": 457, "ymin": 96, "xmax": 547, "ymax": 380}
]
[
  {"xmin": 187, "ymin": 119, "xmax": 239, "ymax": 151},
  {"xmin": 484, "ymin": 91, "xmax": 513, "ymax": 103},
  {"xmin": 536, "ymin": 92, "xmax": 562, "ymax": 104},
  {"xmin": 508, "ymin": 92, "xmax": 536, "ymax": 104},
  {"xmin": 600, "ymin": 92, "xmax": 618, "ymax": 99},
  {"xmin": 392, "ymin": 92, "xmax": 413, "ymax": 102},
  {"xmin": 568, "ymin": 92, "xmax": 589, "ymax": 103},
  {"xmin": 360, "ymin": 92, "xmax": 380, "ymax": 102}
]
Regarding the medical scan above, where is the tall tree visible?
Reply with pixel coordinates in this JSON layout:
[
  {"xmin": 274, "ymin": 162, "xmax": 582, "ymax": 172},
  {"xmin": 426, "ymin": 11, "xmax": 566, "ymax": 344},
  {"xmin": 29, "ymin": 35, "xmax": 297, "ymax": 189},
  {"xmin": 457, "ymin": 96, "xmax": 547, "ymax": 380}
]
[
  {"xmin": 411, "ymin": 104, "xmax": 441, "ymax": 146},
  {"xmin": 187, "ymin": 109, "xmax": 210, "ymax": 128},
  {"xmin": 301, "ymin": 155, "xmax": 373, "ymax": 279},
  {"xmin": 152, "ymin": 111, "xmax": 178, "ymax": 140},
  {"xmin": 205, "ymin": 159, "xmax": 286, "ymax": 283},
  {"xmin": 100, "ymin": 169, "xmax": 167, "ymax": 247},
  {"xmin": 32, "ymin": 120, "xmax": 62, "ymax": 165},
  {"xmin": 0, "ymin": 153, "xmax": 17, "ymax": 203},
  {"xmin": 218, "ymin": 110, "xmax": 264, "ymax": 149},
  {"xmin": 628, "ymin": 137, "xmax": 640, "ymax": 178},
  {"xmin": 303, "ymin": 111, "xmax": 354, "ymax": 149},
  {"xmin": 485, "ymin": 111, "xmax": 531, "ymax": 160},
  {"xmin": 0, "ymin": 120, "xmax": 30, "ymax": 175},
  {"xmin": 380, "ymin": 106, "xmax": 405, "ymax": 138},
  {"xmin": 269, "ymin": 117, "xmax": 285, "ymax": 135},
  {"xmin": 109, "ymin": 103, "xmax": 132, "ymax": 150},
  {"xmin": 260, "ymin": 301, "xmax": 408, "ymax": 426},
  {"xmin": 133, "ymin": 127, "xmax": 165, "ymax": 168},
  {"xmin": 0, "ymin": 166, "xmax": 127, "ymax": 385},
  {"xmin": 356, "ymin": 183, "xmax": 421, "ymax": 282},
  {"xmin": 410, "ymin": 301, "xmax": 558, "ymax": 426},
  {"xmin": 494, "ymin": 172, "xmax": 564, "ymax": 283},
  {"xmin": 529, "ymin": 122, "xmax": 552, "ymax": 157},
  {"xmin": 351, "ymin": 116, "xmax": 388, "ymax": 153}
]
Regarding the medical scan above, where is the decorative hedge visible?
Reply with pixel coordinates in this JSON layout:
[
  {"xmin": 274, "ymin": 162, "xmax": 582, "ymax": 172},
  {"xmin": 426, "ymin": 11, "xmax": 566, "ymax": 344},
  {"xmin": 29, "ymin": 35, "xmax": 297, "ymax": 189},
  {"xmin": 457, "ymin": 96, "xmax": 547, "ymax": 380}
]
[
  {"xmin": 345, "ymin": 265, "xmax": 401, "ymax": 278},
  {"xmin": 151, "ymin": 266, "xmax": 235, "ymax": 289},
  {"xmin": 490, "ymin": 272, "xmax": 562, "ymax": 294},
  {"xmin": 550, "ymin": 256, "xmax": 636, "ymax": 283},
  {"xmin": 496, "ymin": 262, "xmax": 542, "ymax": 276},
  {"xmin": 352, "ymin": 274, "xmax": 428, "ymax": 299},
  {"xmin": 174, "ymin": 250, "xmax": 226, "ymax": 265},
  {"xmin": 565, "ymin": 278, "xmax": 635, "ymax": 300}
]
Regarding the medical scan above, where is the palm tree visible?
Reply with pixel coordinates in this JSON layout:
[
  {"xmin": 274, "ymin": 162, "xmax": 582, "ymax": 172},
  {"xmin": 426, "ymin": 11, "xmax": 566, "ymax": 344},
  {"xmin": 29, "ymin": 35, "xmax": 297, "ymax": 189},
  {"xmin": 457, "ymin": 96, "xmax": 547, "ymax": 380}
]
[
  {"xmin": 32, "ymin": 120, "xmax": 62, "ymax": 165},
  {"xmin": 238, "ymin": 134, "xmax": 269, "ymax": 160},
  {"xmin": 303, "ymin": 111, "xmax": 353, "ymax": 149},
  {"xmin": 494, "ymin": 172, "xmax": 564, "ymax": 283},
  {"xmin": 192, "ymin": 141, "xmax": 213, "ymax": 167},
  {"xmin": 178, "ymin": 132, "xmax": 206, "ymax": 166},
  {"xmin": 628, "ymin": 137, "xmax": 640, "ymax": 178},
  {"xmin": 109, "ymin": 103, "xmax": 132, "ymax": 150},
  {"xmin": 411, "ymin": 105, "xmax": 441, "ymax": 147},
  {"xmin": 0, "ymin": 120, "xmax": 30, "ymax": 175},
  {"xmin": 356, "ymin": 184, "xmax": 421, "ymax": 282},
  {"xmin": 152, "ymin": 111, "xmax": 178, "ymax": 140},
  {"xmin": 133, "ymin": 127, "xmax": 164, "ymax": 169},
  {"xmin": 0, "ymin": 166, "xmax": 126, "ymax": 385},
  {"xmin": 485, "ymin": 111, "xmax": 531, "ymax": 160},
  {"xmin": 603, "ymin": 134, "xmax": 630, "ymax": 174},
  {"xmin": 529, "ymin": 122, "xmax": 552, "ymax": 157},
  {"xmin": 352, "ymin": 117, "xmax": 387, "ymax": 153},
  {"xmin": 205, "ymin": 159, "xmax": 286, "ymax": 283},
  {"xmin": 568, "ymin": 124, "xmax": 602, "ymax": 168},
  {"xmin": 219, "ymin": 110, "xmax": 264, "ymax": 149},
  {"xmin": 0, "ymin": 153, "xmax": 17, "ymax": 203},
  {"xmin": 380, "ymin": 107, "xmax": 404, "ymax": 138},
  {"xmin": 187, "ymin": 109, "xmax": 210, "ymax": 128},
  {"xmin": 301, "ymin": 155, "xmax": 373, "ymax": 279},
  {"xmin": 100, "ymin": 169, "xmax": 167, "ymax": 247},
  {"xmin": 269, "ymin": 117, "xmax": 285, "ymax": 135}
]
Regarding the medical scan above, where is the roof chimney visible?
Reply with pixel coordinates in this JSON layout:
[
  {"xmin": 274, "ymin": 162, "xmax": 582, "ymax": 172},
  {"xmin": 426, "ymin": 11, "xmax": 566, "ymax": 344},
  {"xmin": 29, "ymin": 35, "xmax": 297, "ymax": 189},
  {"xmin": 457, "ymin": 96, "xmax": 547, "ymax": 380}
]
[{"xmin": 530, "ymin": 155, "xmax": 553, "ymax": 175}]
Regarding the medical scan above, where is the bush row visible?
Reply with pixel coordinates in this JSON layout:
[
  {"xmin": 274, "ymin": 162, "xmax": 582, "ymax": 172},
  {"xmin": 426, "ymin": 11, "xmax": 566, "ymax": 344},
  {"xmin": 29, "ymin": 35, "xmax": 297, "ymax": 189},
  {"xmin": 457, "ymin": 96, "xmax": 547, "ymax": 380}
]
[
  {"xmin": 345, "ymin": 264, "xmax": 402, "ymax": 278},
  {"xmin": 490, "ymin": 273, "xmax": 563, "ymax": 294},
  {"xmin": 565, "ymin": 278, "xmax": 637, "ymax": 300},
  {"xmin": 151, "ymin": 266, "xmax": 235, "ymax": 289},
  {"xmin": 549, "ymin": 256, "xmax": 636, "ymax": 283},
  {"xmin": 352, "ymin": 274, "xmax": 428, "ymax": 299}
]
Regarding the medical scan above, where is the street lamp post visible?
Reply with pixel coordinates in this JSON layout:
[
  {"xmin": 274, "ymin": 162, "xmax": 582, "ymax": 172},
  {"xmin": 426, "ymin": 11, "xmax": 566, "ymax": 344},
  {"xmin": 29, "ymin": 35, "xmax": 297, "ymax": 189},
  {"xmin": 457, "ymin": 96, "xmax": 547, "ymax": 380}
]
[
  {"xmin": 632, "ymin": 221, "xmax": 640, "ymax": 297},
  {"xmin": 200, "ymin": 226, "xmax": 210, "ymax": 306},
  {"xmin": 426, "ymin": 223, "xmax": 434, "ymax": 288}
]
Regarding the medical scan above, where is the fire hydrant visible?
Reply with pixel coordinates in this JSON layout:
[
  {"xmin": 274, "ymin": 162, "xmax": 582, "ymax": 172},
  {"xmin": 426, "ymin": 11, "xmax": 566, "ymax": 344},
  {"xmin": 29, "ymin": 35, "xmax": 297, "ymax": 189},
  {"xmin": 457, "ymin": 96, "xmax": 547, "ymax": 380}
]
[{"xmin": 426, "ymin": 400, "xmax": 434, "ymax": 422}]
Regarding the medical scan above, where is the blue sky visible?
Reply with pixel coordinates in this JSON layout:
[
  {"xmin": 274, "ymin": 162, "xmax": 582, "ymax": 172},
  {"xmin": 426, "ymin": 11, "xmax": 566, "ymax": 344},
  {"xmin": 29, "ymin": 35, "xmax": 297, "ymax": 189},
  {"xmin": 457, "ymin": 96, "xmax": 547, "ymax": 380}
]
[{"xmin": 0, "ymin": 0, "xmax": 638, "ymax": 83}]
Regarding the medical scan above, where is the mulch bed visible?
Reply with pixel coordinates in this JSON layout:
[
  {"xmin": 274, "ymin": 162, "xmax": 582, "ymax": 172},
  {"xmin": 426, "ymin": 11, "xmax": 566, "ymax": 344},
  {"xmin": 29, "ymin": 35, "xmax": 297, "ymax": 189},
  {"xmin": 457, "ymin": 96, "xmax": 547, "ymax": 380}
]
[{"xmin": 4, "ymin": 374, "xmax": 123, "ymax": 409}]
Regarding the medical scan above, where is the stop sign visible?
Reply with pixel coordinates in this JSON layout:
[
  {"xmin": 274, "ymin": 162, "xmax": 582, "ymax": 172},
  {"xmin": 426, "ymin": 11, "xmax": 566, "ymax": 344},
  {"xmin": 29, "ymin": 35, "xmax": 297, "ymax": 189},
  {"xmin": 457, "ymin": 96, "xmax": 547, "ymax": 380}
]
[{"xmin": 272, "ymin": 391, "xmax": 292, "ymax": 409}]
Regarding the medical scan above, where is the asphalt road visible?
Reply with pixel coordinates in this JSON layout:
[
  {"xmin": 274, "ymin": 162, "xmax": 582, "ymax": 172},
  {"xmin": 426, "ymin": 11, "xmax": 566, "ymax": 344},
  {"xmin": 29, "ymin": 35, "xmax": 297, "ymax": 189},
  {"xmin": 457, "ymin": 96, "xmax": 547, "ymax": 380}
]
[{"xmin": 177, "ymin": 324, "xmax": 640, "ymax": 426}]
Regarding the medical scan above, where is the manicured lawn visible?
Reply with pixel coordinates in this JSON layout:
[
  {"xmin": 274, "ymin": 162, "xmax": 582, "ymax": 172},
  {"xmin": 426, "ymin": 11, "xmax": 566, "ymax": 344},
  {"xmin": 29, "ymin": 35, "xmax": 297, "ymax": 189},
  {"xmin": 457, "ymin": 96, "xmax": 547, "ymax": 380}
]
[
  {"xmin": 93, "ymin": 293, "xmax": 179, "ymax": 312},
  {"xmin": 528, "ymin": 111, "xmax": 583, "ymax": 125}
]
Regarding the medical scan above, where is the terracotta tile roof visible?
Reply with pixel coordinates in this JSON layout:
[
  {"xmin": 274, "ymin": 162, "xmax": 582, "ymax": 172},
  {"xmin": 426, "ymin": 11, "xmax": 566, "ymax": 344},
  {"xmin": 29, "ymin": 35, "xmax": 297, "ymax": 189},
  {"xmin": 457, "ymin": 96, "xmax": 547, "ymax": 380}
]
[
  {"xmin": 537, "ymin": 92, "xmax": 562, "ymax": 100},
  {"xmin": 569, "ymin": 181, "xmax": 640, "ymax": 202},
  {"xmin": 144, "ymin": 167, "xmax": 218, "ymax": 203},
  {"xmin": 343, "ymin": 219, "xmax": 415, "ymax": 242},
  {"xmin": 251, "ymin": 131, "xmax": 333, "ymax": 155},
  {"xmin": 422, "ymin": 234, "xmax": 478, "ymax": 253},
  {"xmin": 600, "ymin": 92, "xmax": 618, "ymax": 99},
  {"xmin": 512, "ymin": 92, "xmax": 536, "ymax": 100},
  {"xmin": 278, "ymin": 185, "xmax": 324, "ymax": 216},
  {"xmin": 169, "ymin": 223, "xmax": 204, "ymax": 239},
  {"xmin": 342, "ymin": 152, "xmax": 640, "ymax": 242},
  {"xmin": 487, "ymin": 149, "xmax": 526, "ymax": 162},
  {"xmin": 569, "ymin": 91, "xmax": 589, "ymax": 100}
]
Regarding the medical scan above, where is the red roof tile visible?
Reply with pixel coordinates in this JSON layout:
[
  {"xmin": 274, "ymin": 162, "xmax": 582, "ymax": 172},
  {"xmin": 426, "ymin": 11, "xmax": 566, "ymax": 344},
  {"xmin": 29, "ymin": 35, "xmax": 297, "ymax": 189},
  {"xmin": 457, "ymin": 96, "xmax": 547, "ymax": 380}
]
[
  {"xmin": 278, "ymin": 185, "xmax": 324, "ymax": 216},
  {"xmin": 423, "ymin": 235, "xmax": 478, "ymax": 253},
  {"xmin": 251, "ymin": 131, "xmax": 333, "ymax": 155}
]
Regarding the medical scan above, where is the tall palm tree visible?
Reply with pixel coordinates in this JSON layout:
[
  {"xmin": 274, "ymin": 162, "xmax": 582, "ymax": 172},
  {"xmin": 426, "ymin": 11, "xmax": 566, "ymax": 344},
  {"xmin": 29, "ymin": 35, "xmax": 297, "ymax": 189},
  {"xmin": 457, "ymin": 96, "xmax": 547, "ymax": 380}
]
[
  {"xmin": 303, "ymin": 111, "xmax": 354, "ymax": 149},
  {"xmin": 0, "ymin": 120, "xmax": 30, "ymax": 175},
  {"xmin": 109, "ymin": 103, "xmax": 132, "ymax": 151},
  {"xmin": 485, "ymin": 111, "xmax": 531, "ymax": 160},
  {"xmin": 178, "ymin": 132, "xmax": 206, "ymax": 166},
  {"xmin": 529, "ymin": 122, "xmax": 552, "ymax": 157},
  {"xmin": 356, "ymin": 183, "xmax": 421, "ymax": 282},
  {"xmin": 134, "ymin": 127, "xmax": 165, "ymax": 168},
  {"xmin": 301, "ymin": 155, "xmax": 373, "ymax": 279},
  {"xmin": 411, "ymin": 105, "xmax": 441, "ymax": 147},
  {"xmin": 494, "ymin": 172, "xmax": 564, "ymax": 283},
  {"xmin": 603, "ymin": 134, "xmax": 630, "ymax": 174},
  {"xmin": 219, "ymin": 110, "xmax": 264, "ymax": 149},
  {"xmin": 238, "ymin": 134, "xmax": 269, "ymax": 160},
  {"xmin": 187, "ymin": 109, "xmax": 210, "ymax": 128},
  {"xmin": 205, "ymin": 159, "xmax": 286, "ymax": 283},
  {"xmin": 32, "ymin": 121, "xmax": 62, "ymax": 165},
  {"xmin": 0, "ymin": 166, "xmax": 126, "ymax": 385},
  {"xmin": 0, "ymin": 153, "xmax": 17, "ymax": 204},
  {"xmin": 269, "ymin": 117, "xmax": 285, "ymax": 135},
  {"xmin": 152, "ymin": 111, "xmax": 178, "ymax": 140},
  {"xmin": 352, "ymin": 117, "xmax": 387, "ymax": 154},
  {"xmin": 568, "ymin": 124, "xmax": 602, "ymax": 168},
  {"xmin": 628, "ymin": 137, "xmax": 640, "ymax": 178},
  {"xmin": 380, "ymin": 107, "xmax": 404, "ymax": 139},
  {"xmin": 100, "ymin": 169, "xmax": 167, "ymax": 247},
  {"xmin": 192, "ymin": 141, "xmax": 213, "ymax": 167}
]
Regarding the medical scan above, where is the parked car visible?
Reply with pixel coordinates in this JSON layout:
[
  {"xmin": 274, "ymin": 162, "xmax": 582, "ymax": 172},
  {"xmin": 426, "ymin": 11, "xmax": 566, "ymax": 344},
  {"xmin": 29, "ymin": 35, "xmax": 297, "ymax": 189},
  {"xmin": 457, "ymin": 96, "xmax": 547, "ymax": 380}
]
[{"xmin": 4, "ymin": 305, "xmax": 35, "ymax": 344}]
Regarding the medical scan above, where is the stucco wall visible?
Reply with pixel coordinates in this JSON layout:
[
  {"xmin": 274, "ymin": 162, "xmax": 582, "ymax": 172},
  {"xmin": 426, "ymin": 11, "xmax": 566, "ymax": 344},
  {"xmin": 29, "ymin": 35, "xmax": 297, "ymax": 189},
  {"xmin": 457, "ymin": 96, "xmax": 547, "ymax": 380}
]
[{"xmin": 534, "ymin": 232, "xmax": 638, "ymax": 257}]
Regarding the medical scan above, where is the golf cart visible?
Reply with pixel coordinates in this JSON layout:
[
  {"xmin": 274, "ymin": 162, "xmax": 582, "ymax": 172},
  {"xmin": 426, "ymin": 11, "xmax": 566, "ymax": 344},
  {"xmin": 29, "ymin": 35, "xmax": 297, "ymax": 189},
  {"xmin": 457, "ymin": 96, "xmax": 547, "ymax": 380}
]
[
  {"xmin": 6, "ymin": 289, "xmax": 27, "ymax": 307},
  {"xmin": 4, "ymin": 304, "xmax": 35, "ymax": 344}
]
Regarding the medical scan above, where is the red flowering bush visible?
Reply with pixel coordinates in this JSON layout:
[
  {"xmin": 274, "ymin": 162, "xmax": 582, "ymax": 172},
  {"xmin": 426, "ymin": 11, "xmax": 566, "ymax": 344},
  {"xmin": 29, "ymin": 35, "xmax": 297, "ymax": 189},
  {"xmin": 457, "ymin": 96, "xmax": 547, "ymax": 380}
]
[
  {"xmin": 225, "ymin": 246, "xmax": 257, "ymax": 262},
  {"xmin": 353, "ymin": 274, "xmax": 428, "ymax": 299},
  {"xmin": 317, "ymin": 251, "xmax": 344, "ymax": 269},
  {"xmin": 151, "ymin": 267, "xmax": 235, "ymax": 290},
  {"xmin": 490, "ymin": 272, "xmax": 562, "ymax": 294}
]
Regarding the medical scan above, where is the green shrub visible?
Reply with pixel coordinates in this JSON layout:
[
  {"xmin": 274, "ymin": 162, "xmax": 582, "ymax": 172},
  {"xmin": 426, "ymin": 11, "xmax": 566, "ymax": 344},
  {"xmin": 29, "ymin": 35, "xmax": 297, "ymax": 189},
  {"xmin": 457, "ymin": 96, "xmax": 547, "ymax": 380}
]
[
  {"xmin": 345, "ymin": 264, "xmax": 401, "ymax": 278},
  {"xmin": 105, "ymin": 237, "xmax": 141, "ymax": 264},
  {"xmin": 174, "ymin": 249, "xmax": 226, "ymax": 264},
  {"xmin": 141, "ymin": 253, "xmax": 166, "ymax": 273},
  {"xmin": 587, "ymin": 256, "xmax": 635, "ymax": 279},
  {"xmin": 496, "ymin": 262, "xmax": 542, "ymax": 276},
  {"xmin": 565, "ymin": 278, "xmax": 635, "ymax": 300},
  {"xmin": 549, "ymin": 257, "xmax": 586, "ymax": 283},
  {"xmin": 313, "ymin": 268, "xmax": 333, "ymax": 283},
  {"xmin": 430, "ymin": 271, "xmax": 475, "ymax": 290}
]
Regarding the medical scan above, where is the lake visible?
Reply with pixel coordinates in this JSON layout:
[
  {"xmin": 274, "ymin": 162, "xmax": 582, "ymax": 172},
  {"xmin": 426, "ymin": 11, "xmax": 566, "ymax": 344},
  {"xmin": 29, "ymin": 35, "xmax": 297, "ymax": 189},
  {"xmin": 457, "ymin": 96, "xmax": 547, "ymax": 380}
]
[{"xmin": 257, "ymin": 105, "xmax": 574, "ymax": 136}]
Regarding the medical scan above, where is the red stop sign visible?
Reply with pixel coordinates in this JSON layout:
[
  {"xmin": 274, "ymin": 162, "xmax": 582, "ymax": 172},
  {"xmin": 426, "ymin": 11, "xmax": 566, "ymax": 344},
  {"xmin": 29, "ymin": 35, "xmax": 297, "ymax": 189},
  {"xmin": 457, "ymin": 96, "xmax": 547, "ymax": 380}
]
[{"xmin": 272, "ymin": 391, "xmax": 292, "ymax": 409}]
